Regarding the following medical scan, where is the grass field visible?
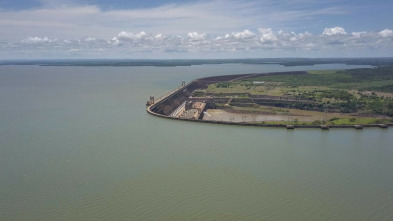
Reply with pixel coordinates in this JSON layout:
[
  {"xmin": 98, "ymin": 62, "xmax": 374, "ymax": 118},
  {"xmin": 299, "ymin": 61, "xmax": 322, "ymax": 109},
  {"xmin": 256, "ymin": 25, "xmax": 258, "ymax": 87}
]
[{"xmin": 195, "ymin": 66, "xmax": 393, "ymax": 123}]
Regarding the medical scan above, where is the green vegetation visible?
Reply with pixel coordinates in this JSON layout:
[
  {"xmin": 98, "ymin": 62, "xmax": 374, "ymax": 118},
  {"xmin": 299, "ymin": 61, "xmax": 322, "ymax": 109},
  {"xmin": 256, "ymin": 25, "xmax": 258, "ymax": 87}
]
[
  {"xmin": 327, "ymin": 117, "xmax": 393, "ymax": 125},
  {"xmin": 250, "ymin": 117, "xmax": 393, "ymax": 126},
  {"xmin": 199, "ymin": 66, "xmax": 393, "ymax": 119},
  {"xmin": 216, "ymin": 82, "xmax": 232, "ymax": 88},
  {"xmin": 366, "ymin": 84, "xmax": 393, "ymax": 92},
  {"xmin": 248, "ymin": 67, "xmax": 393, "ymax": 91}
]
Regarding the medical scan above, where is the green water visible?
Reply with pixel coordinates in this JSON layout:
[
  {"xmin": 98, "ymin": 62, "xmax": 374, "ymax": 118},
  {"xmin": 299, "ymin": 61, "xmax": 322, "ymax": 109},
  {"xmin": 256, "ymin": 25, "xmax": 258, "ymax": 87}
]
[{"xmin": 1, "ymin": 64, "xmax": 392, "ymax": 220}]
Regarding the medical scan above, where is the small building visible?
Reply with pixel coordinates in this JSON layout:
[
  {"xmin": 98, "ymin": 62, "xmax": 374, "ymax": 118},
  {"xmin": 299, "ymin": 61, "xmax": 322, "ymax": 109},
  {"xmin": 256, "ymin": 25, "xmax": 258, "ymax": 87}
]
[
  {"xmin": 181, "ymin": 101, "xmax": 207, "ymax": 119},
  {"xmin": 253, "ymin": 81, "xmax": 265, "ymax": 85}
]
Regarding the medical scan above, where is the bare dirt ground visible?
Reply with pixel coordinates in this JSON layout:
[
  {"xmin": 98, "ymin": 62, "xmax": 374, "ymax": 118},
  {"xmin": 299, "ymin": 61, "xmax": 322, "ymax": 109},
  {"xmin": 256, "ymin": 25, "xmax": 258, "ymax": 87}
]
[{"xmin": 203, "ymin": 107, "xmax": 381, "ymax": 123}]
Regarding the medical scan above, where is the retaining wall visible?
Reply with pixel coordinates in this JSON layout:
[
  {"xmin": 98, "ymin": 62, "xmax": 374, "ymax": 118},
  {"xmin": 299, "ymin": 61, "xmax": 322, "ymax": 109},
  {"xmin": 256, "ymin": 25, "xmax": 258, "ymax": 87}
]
[{"xmin": 147, "ymin": 73, "xmax": 392, "ymax": 129}]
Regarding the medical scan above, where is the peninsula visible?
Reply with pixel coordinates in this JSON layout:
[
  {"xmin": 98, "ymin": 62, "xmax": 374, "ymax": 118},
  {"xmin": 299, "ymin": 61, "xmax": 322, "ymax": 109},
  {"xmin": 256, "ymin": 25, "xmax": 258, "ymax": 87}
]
[{"xmin": 147, "ymin": 66, "xmax": 393, "ymax": 129}]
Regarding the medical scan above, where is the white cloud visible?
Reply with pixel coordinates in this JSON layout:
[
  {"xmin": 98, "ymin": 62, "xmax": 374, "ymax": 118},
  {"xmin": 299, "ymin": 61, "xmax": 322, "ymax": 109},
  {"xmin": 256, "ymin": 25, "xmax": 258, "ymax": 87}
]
[
  {"xmin": 155, "ymin": 34, "xmax": 163, "ymax": 39},
  {"xmin": 108, "ymin": 37, "xmax": 120, "ymax": 46},
  {"xmin": 117, "ymin": 31, "xmax": 147, "ymax": 40},
  {"xmin": 85, "ymin": 37, "xmax": 96, "ymax": 42},
  {"xmin": 351, "ymin": 32, "xmax": 367, "ymax": 38},
  {"xmin": 188, "ymin": 32, "xmax": 207, "ymax": 41},
  {"xmin": 297, "ymin": 31, "xmax": 313, "ymax": 39},
  {"xmin": 3, "ymin": 26, "xmax": 393, "ymax": 58},
  {"xmin": 1, "ymin": 1, "xmax": 392, "ymax": 58},
  {"xmin": 379, "ymin": 29, "xmax": 393, "ymax": 37},
  {"xmin": 232, "ymin": 30, "xmax": 256, "ymax": 39},
  {"xmin": 322, "ymin": 27, "xmax": 347, "ymax": 35},
  {"xmin": 258, "ymin": 28, "xmax": 277, "ymax": 43},
  {"xmin": 21, "ymin": 36, "xmax": 56, "ymax": 44}
]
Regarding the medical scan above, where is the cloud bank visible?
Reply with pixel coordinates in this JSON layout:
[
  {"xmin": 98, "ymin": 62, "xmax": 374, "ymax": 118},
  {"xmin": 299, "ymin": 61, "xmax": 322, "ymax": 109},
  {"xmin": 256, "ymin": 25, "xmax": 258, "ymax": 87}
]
[
  {"xmin": 2, "ymin": 27, "xmax": 392, "ymax": 58},
  {"xmin": 1, "ymin": 0, "xmax": 392, "ymax": 58},
  {"xmin": 322, "ymin": 27, "xmax": 347, "ymax": 36}
]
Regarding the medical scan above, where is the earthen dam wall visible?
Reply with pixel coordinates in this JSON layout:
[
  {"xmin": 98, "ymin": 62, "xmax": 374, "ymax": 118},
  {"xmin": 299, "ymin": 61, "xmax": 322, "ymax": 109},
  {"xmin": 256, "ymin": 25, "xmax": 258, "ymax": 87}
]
[{"xmin": 147, "ymin": 72, "xmax": 392, "ymax": 129}]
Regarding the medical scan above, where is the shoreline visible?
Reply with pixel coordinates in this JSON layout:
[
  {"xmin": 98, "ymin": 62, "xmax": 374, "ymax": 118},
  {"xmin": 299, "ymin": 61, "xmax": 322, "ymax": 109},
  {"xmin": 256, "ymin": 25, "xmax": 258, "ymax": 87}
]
[{"xmin": 146, "ymin": 73, "xmax": 392, "ymax": 130}]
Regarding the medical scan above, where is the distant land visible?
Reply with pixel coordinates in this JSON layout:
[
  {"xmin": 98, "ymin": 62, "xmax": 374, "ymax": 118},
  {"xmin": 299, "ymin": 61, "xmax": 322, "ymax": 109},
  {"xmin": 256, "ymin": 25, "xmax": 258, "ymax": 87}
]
[{"xmin": 1, "ymin": 58, "xmax": 393, "ymax": 67}]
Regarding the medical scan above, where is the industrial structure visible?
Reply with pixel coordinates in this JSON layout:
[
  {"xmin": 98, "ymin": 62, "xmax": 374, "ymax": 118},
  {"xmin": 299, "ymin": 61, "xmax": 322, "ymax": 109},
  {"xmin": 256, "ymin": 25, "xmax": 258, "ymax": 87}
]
[{"xmin": 146, "ymin": 72, "xmax": 391, "ymax": 129}]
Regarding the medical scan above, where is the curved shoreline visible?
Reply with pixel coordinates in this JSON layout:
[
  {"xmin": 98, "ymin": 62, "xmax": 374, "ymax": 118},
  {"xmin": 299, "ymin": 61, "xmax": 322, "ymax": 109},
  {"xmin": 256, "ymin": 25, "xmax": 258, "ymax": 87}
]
[{"xmin": 146, "ymin": 73, "xmax": 392, "ymax": 130}]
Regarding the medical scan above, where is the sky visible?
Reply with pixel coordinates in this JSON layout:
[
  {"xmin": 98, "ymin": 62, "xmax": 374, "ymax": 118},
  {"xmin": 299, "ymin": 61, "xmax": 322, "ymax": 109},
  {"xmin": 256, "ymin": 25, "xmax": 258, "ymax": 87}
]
[{"xmin": 0, "ymin": 0, "xmax": 392, "ymax": 59}]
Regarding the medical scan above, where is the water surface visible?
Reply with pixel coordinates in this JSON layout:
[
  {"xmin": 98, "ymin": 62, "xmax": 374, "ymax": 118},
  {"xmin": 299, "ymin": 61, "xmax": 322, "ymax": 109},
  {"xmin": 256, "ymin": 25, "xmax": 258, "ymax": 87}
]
[{"xmin": 1, "ymin": 64, "xmax": 392, "ymax": 220}]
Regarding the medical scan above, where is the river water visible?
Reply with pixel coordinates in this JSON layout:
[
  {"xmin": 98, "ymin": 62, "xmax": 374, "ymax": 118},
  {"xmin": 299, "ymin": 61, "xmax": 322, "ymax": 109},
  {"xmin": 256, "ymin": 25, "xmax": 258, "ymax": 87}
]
[{"xmin": 1, "ymin": 63, "xmax": 392, "ymax": 220}]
